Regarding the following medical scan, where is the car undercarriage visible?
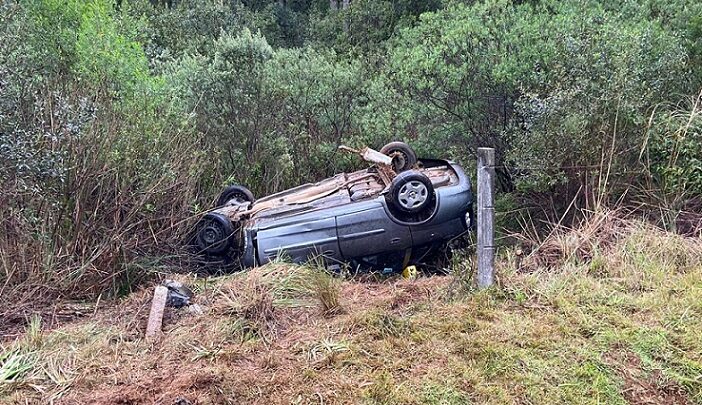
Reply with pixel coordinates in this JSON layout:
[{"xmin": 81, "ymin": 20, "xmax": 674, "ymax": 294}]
[{"xmin": 193, "ymin": 143, "xmax": 473, "ymax": 272}]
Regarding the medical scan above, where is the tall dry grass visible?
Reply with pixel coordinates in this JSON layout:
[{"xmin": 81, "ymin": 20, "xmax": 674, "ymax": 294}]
[
  {"xmin": 216, "ymin": 263, "xmax": 342, "ymax": 342},
  {"xmin": 513, "ymin": 208, "xmax": 702, "ymax": 273},
  {"xmin": 0, "ymin": 94, "xmax": 214, "ymax": 305},
  {"xmin": 637, "ymin": 89, "xmax": 702, "ymax": 236}
]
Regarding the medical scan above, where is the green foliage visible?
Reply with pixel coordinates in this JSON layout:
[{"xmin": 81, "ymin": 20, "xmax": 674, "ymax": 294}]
[
  {"xmin": 371, "ymin": 0, "xmax": 697, "ymax": 207},
  {"xmin": 647, "ymin": 94, "xmax": 702, "ymax": 197},
  {"xmin": 382, "ymin": 0, "xmax": 543, "ymax": 157},
  {"xmin": 0, "ymin": 0, "xmax": 212, "ymax": 297},
  {"xmin": 74, "ymin": 0, "xmax": 151, "ymax": 96},
  {"xmin": 308, "ymin": 0, "xmax": 442, "ymax": 52},
  {"xmin": 169, "ymin": 29, "xmax": 278, "ymax": 191},
  {"xmin": 24, "ymin": 0, "xmax": 85, "ymax": 77},
  {"xmin": 128, "ymin": 0, "xmax": 241, "ymax": 60},
  {"xmin": 512, "ymin": 1, "xmax": 689, "ymax": 180},
  {"xmin": 263, "ymin": 47, "xmax": 365, "ymax": 180},
  {"xmin": 1, "ymin": 0, "xmax": 701, "ymax": 299},
  {"xmin": 171, "ymin": 29, "xmax": 365, "ymax": 194}
]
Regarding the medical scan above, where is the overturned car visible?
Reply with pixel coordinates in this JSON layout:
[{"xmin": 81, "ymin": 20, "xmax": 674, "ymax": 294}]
[{"xmin": 193, "ymin": 142, "xmax": 473, "ymax": 271}]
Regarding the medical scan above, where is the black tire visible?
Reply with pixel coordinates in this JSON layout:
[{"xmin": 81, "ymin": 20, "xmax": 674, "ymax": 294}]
[
  {"xmin": 386, "ymin": 171, "xmax": 435, "ymax": 214},
  {"xmin": 380, "ymin": 142, "xmax": 417, "ymax": 172},
  {"xmin": 195, "ymin": 213, "xmax": 235, "ymax": 255},
  {"xmin": 217, "ymin": 184, "xmax": 255, "ymax": 207}
]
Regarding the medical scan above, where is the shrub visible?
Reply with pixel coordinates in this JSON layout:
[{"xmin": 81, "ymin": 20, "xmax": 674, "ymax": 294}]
[
  {"xmin": 171, "ymin": 31, "xmax": 367, "ymax": 195},
  {"xmin": 647, "ymin": 92, "xmax": 702, "ymax": 198},
  {"xmin": 0, "ymin": 0, "xmax": 213, "ymax": 298},
  {"xmin": 376, "ymin": 0, "xmax": 692, "ymax": 210}
]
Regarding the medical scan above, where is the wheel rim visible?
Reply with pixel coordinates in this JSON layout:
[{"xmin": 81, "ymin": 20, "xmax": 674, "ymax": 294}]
[
  {"xmin": 225, "ymin": 191, "xmax": 247, "ymax": 205},
  {"xmin": 200, "ymin": 220, "xmax": 228, "ymax": 247},
  {"xmin": 398, "ymin": 180, "xmax": 428, "ymax": 210},
  {"xmin": 231, "ymin": 192, "xmax": 246, "ymax": 204},
  {"xmin": 391, "ymin": 151, "xmax": 408, "ymax": 171}
]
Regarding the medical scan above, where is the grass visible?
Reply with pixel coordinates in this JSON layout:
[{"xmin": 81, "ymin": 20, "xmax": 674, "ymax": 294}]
[
  {"xmin": 305, "ymin": 338, "xmax": 351, "ymax": 365},
  {"xmin": 215, "ymin": 263, "xmax": 343, "ymax": 342},
  {"xmin": 0, "ymin": 351, "xmax": 35, "ymax": 389},
  {"xmin": 0, "ymin": 217, "xmax": 700, "ymax": 404}
]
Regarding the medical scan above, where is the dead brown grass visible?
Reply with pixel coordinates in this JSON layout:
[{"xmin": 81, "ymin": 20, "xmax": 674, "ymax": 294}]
[
  {"xmin": 0, "ymin": 268, "xmax": 454, "ymax": 404},
  {"xmin": 217, "ymin": 273, "xmax": 278, "ymax": 342},
  {"xmin": 605, "ymin": 347, "xmax": 693, "ymax": 405},
  {"xmin": 516, "ymin": 209, "xmax": 702, "ymax": 272},
  {"xmin": 2, "ymin": 221, "xmax": 701, "ymax": 404}
]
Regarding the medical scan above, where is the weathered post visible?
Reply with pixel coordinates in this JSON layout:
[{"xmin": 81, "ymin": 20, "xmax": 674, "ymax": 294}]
[
  {"xmin": 145, "ymin": 286, "xmax": 168, "ymax": 340},
  {"xmin": 477, "ymin": 147, "xmax": 495, "ymax": 288}
]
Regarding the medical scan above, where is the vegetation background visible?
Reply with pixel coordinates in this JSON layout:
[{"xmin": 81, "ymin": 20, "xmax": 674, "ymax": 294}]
[
  {"xmin": 1, "ymin": 0, "xmax": 701, "ymax": 303},
  {"xmin": 1, "ymin": 1, "xmax": 702, "ymax": 403}
]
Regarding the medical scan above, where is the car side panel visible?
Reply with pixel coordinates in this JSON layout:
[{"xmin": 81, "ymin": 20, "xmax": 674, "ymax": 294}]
[
  {"xmin": 336, "ymin": 201, "xmax": 412, "ymax": 258},
  {"xmin": 256, "ymin": 217, "xmax": 340, "ymax": 264},
  {"xmin": 249, "ymin": 161, "xmax": 472, "ymax": 267},
  {"xmin": 410, "ymin": 217, "xmax": 466, "ymax": 246}
]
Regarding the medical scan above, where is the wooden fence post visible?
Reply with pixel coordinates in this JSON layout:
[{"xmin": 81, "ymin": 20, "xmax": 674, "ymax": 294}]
[
  {"xmin": 477, "ymin": 147, "xmax": 495, "ymax": 288},
  {"xmin": 145, "ymin": 286, "xmax": 168, "ymax": 340}
]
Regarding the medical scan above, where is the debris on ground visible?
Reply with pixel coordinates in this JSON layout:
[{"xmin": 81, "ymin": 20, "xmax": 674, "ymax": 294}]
[
  {"xmin": 164, "ymin": 280, "xmax": 194, "ymax": 308},
  {"xmin": 187, "ymin": 304, "xmax": 204, "ymax": 316}
]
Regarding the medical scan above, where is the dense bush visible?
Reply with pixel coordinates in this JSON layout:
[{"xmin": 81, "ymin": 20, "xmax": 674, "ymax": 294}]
[
  {"xmin": 307, "ymin": 0, "xmax": 442, "ymax": 52},
  {"xmin": 376, "ymin": 0, "xmax": 693, "ymax": 202},
  {"xmin": 0, "ymin": 0, "xmax": 700, "ymax": 298},
  {"xmin": 170, "ymin": 29, "xmax": 366, "ymax": 195},
  {"xmin": 129, "ymin": 0, "xmax": 241, "ymax": 61},
  {"xmin": 647, "ymin": 93, "xmax": 702, "ymax": 200},
  {"xmin": 1, "ymin": 0, "xmax": 213, "ymax": 297}
]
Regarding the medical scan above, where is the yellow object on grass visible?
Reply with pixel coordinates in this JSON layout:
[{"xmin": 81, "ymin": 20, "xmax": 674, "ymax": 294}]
[{"xmin": 402, "ymin": 265, "xmax": 418, "ymax": 279}]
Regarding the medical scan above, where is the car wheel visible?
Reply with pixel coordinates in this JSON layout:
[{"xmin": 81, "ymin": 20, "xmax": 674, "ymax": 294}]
[
  {"xmin": 386, "ymin": 171, "xmax": 435, "ymax": 214},
  {"xmin": 217, "ymin": 184, "xmax": 255, "ymax": 207},
  {"xmin": 380, "ymin": 142, "xmax": 417, "ymax": 172},
  {"xmin": 196, "ymin": 213, "xmax": 235, "ymax": 255}
]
